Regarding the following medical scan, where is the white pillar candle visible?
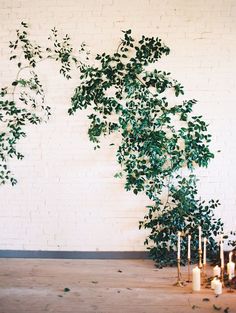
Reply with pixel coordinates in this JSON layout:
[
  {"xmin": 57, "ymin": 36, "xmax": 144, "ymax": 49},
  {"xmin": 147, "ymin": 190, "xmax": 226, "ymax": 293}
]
[
  {"xmin": 203, "ymin": 237, "xmax": 207, "ymax": 265},
  {"xmin": 198, "ymin": 226, "xmax": 202, "ymax": 250},
  {"xmin": 188, "ymin": 235, "xmax": 191, "ymax": 260},
  {"xmin": 214, "ymin": 279, "xmax": 222, "ymax": 295},
  {"xmin": 177, "ymin": 231, "xmax": 181, "ymax": 259},
  {"xmin": 213, "ymin": 265, "xmax": 221, "ymax": 277},
  {"xmin": 227, "ymin": 261, "xmax": 235, "ymax": 280},
  {"xmin": 227, "ymin": 252, "xmax": 235, "ymax": 280},
  {"xmin": 211, "ymin": 277, "xmax": 217, "ymax": 290},
  {"xmin": 192, "ymin": 266, "xmax": 201, "ymax": 291}
]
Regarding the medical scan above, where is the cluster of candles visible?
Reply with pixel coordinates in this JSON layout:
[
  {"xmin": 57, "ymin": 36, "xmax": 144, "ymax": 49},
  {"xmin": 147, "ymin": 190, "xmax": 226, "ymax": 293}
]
[
  {"xmin": 176, "ymin": 227, "xmax": 235, "ymax": 295},
  {"xmin": 177, "ymin": 227, "xmax": 206, "ymax": 262}
]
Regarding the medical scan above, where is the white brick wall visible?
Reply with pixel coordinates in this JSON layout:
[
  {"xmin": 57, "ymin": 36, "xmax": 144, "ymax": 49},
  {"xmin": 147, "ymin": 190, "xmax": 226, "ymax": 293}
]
[{"xmin": 0, "ymin": 0, "xmax": 236, "ymax": 251}]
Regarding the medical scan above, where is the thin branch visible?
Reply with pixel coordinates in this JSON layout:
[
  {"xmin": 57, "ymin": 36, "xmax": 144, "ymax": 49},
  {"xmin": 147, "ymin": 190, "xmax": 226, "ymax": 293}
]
[
  {"xmin": 12, "ymin": 55, "xmax": 57, "ymax": 102},
  {"xmin": 116, "ymin": 40, "xmax": 124, "ymax": 54}
]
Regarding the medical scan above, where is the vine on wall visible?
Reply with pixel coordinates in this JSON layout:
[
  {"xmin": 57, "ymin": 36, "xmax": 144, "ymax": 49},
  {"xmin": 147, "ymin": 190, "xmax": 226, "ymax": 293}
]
[
  {"xmin": 1, "ymin": 25, "xmax": 224, "ymax": 267},
  {"xmin": 0, "ymin": 22, "xmax": 82, "ymax": 186},
  {"xmin": 69, "ymin": 30, "xmax": 223, "ymax": 267}
]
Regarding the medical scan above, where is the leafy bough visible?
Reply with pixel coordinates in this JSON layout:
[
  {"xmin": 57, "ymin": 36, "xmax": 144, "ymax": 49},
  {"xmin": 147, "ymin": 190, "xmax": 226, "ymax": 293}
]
[
  {"xmin": 69, "ymin": 29, "xmax": 223, "ymax": 266},
  {"xmin": 0, "ymin": 22, "xmax": 85, "ymax": 186}
]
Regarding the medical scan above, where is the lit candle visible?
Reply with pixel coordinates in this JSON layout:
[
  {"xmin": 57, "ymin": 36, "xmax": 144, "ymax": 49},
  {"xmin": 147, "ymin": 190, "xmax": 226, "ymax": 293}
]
[
  {"xmin": 198, "ymin": 226, "xmax": 202, "ymax": 250},
  {"xmin": 188, "ymin": 235, "xmax": 191, "ymax": 260},
  {"xmin": 177, "ymin": 231, "xmax": 181, "ymax": 259},
  {"xmin": 192, "ymin": 266, "xmax": 201, "ymax": 291},
  {"xmin": 203, "ymin": 237, "xmax": 207, "ymax": 265},
  {"xmin": 227, "ymin": 252, "xmax": 235, "ymax": 280},
  {"xmin": 214, "ymin": 279, "xmax": 222, "ymax": 295},
  {"xmin": 213, "ymin": 265, "xmax": 221, "ymax": 277}
]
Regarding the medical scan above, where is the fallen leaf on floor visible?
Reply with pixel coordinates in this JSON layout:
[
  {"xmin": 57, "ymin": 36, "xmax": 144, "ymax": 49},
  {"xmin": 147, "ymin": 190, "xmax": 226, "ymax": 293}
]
[
  {"xmin": 192, "ymin": 305, "xmax": 200, "ymax": 309},
  {"xmin": 118, "ymin": 269, "xmax": 123, "ymax": 273},
  {"xmin": 64, "ymin": 287, "xmax": 70, "ymax": 292},
  {"xmin": 91, "ymin": 281, "xmax": 98, "ymax": 284},
  {"xmin": 202, "ymin": 298, "xmax": 210, "ymax": 302},
  {"xmin": 224, "ymin": 307, "xmax": 229, "ymax": 313},
  {"xmin": 58, "ymin": 295, "xmax": 63, "ymax": 298},
  {"xmin": 213, "ymin": 304, "xmax": 222, "ymax": 311}
]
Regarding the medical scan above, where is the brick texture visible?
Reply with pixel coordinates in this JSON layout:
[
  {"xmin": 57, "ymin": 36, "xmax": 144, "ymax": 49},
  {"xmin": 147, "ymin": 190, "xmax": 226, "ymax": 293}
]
[{"xmin": 0, "ymin": 0, "xmax": 235, "ymax": 251}]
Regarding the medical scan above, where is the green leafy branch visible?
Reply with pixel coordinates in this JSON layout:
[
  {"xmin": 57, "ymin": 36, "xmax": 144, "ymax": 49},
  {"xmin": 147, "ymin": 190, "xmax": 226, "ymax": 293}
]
[
  {"xmin": 0, "ymin": 22, "xmax": 85, "ymax": 186},
  {"xmin": 70, "ymin": 29, "xmax": 223, "ymax": 266}
]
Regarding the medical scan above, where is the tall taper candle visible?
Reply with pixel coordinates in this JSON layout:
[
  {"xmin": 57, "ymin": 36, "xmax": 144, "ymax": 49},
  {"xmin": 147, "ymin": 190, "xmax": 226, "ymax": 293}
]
[
  {"xmin": 188, "ymin": 235, "xmax": 191, "ymax": 260},
  {"xmin": 220, "ymin": 235, "xmax": 223, "ymax": 258},
  {"xmin": 198, "ymin": 226, "xmax": 202, "ymax": 250},
  {"xmin": 177, "ymin": 231, "xmax": 181, "ymax": 259},
  {"xmin": 220, "ymin": 241, "xmax": 224, "ymax": 268},
  {"xmin": 203, "ymin": 238, "xmax": 207, "ymax": 265}
]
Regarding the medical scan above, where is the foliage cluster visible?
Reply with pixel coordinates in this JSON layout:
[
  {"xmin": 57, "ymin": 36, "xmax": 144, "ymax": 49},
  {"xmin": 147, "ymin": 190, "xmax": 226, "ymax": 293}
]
[
  {"xmin": 0, "ymin": 22, "xmax": 79, "ymax": 185},
  {"xmin": 0, "ymin": 25, "xmax": 224, "ymax": 267},
  {"xmin": 70, "ymin": 30, "xmax": 223, "ymax": 266}
]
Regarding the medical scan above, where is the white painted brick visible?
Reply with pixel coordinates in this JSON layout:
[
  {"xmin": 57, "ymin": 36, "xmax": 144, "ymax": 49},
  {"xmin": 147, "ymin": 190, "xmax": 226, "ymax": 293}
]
[{"xmin": 0, "ymin": 0, "xmax": 236, "ymax": 251}]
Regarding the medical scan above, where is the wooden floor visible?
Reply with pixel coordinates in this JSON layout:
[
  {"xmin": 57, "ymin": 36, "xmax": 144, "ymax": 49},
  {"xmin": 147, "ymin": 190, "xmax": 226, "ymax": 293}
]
[{"xmin": 0, "ymin": 259, "xmax": 235, "ymax": 313}]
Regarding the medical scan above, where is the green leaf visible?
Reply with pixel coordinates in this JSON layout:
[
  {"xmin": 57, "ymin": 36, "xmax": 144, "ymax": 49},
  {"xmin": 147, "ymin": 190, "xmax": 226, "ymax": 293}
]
[
  {"xmin": 63, "ymin": 287, "xmax": 70, "ymax": 292},
  {"xmin": 21, "ymin": 21, "xmax": 28, "ymax": 28}
]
